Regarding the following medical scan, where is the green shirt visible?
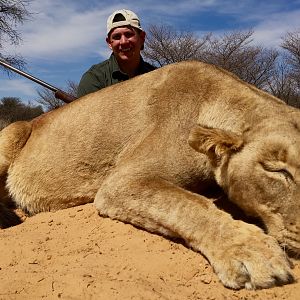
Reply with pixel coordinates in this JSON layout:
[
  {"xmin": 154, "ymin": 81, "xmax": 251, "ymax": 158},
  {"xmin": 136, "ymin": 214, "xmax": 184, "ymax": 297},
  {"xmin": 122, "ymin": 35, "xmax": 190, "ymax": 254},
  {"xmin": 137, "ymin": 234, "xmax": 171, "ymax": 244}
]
[{"xmin": 77, "ymin": 54, "xmax": 156, "ymax": 98}]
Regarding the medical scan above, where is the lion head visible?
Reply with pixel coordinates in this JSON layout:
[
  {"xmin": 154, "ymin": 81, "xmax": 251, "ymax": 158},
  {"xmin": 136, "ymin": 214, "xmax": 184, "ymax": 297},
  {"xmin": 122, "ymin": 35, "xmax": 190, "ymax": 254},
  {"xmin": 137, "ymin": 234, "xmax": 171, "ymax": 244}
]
[{"xmin": 189, "ymin": 112, "xmax": 300, "ymax": 256}]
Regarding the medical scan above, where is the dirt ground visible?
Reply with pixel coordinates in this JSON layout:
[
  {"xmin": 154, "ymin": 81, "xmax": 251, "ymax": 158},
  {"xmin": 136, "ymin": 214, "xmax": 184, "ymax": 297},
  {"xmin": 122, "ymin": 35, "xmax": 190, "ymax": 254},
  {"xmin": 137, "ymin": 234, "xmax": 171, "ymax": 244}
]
[{"xmin": 0, "ymin": 203, "xmax": 299, "ymax": 300}]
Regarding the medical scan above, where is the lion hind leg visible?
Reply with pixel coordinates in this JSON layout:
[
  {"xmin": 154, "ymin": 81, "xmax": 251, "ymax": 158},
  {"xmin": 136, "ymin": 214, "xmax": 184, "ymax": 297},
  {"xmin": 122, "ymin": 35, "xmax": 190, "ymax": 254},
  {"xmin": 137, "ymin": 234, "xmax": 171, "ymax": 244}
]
[
  {"xmin": 0, "ymin": 121, "xmax": 32, "ymax": 201},
  {"xmin": 0, "ymin": 121, "xmax": 32, "ymax": 227},
  {"xmin": 0, "ymin": 121, "xmax": 32, "ymax": 174}
]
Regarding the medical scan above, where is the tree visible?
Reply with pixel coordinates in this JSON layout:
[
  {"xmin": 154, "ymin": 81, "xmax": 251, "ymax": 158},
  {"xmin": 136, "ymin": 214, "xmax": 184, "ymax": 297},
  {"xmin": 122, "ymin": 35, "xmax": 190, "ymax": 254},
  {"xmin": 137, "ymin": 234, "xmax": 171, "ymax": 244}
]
[
  {"xmin": 36, "ymin": 89, "xmax": 65, "ymax": 111},
  {"xmin": 0, "ymin": 97, "xmax": 23, "ymax": 121},
  {"xmin": 144, "ymin": 24, "xmax": 210, "ymax": 66},
  {"xmin": 0, "ymin": 97, "xmax": 43, "ymax": 129},
  {"xmin": 202, "ymin": 30, "xmax": 278, "ymax": 89},
  {"xmin": 0, "ymin": 0, "xmax": 32, "ymax": 69},
  {"xmin": 279, "ymin": 30, "xmax": 300, "ymax": 107},
  {"xmin": 36, "ymin": 80, "xmax": 78, "ymax": 111},
  {"xmin": 281, "ymin": 30, "xmax": 300, "ymax": 76},
  {"xmin": 144, "ymin": 26, "xmax": 278, "ymax": 91},
  {"xmin": 267, "ymin": 62, "xmax": 292, "ymax": 100}
]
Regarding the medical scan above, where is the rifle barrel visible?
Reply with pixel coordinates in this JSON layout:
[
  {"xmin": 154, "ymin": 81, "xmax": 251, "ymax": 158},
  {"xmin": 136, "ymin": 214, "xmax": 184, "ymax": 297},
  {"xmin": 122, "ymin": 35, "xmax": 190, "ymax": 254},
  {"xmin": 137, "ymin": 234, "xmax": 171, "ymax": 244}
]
[
  {"xmin": 0, "ymin": 59, "xmax": 58, "ymax": 92},
  {"xmin": 0, "ymin": 59, "xmax": 77, "ymax": 103}
]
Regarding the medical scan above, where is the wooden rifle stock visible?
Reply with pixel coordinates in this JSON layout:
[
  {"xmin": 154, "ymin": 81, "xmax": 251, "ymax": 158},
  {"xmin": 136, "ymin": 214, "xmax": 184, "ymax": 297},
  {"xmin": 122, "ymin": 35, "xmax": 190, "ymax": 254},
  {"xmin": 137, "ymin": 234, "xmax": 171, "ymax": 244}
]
[
  {"xmin": 54, "ymin": 89, "xmax": 77, "ymax": 103},
  {"xmin": 0, "ymin": 59, "xmax": 77, "ymax": 104}
]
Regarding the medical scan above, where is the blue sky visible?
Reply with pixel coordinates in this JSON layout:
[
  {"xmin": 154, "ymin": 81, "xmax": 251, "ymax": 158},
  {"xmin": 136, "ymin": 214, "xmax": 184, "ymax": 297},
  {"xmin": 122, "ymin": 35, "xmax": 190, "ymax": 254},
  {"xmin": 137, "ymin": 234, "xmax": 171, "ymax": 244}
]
[{"xmin": 1, "ymin": 0, "xmax": 300, "ymax": 104}]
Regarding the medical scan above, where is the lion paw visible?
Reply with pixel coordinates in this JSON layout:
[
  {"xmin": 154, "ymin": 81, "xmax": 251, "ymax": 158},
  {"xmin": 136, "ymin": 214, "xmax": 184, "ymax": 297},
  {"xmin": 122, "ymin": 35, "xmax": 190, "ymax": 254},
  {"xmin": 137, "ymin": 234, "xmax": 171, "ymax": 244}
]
[{"xmin": 210, "ymin": 224, "xmax": 294, "ymax": 289}]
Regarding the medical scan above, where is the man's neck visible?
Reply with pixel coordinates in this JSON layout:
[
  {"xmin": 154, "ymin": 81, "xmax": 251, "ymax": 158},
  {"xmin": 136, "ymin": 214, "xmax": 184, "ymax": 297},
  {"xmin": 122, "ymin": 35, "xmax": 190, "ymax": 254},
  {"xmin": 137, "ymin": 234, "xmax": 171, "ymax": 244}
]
[{"xmin": 117, "ymin": 56, "xmax": 141, "ymax": 78}]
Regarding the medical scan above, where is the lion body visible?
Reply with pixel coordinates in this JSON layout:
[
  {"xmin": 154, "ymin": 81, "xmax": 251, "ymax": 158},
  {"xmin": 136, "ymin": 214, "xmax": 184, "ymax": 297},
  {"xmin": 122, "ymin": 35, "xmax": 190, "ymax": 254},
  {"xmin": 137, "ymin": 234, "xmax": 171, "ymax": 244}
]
[{"xmin": 0, "ymin": 61, "xmax": 299, "ymax": 289}]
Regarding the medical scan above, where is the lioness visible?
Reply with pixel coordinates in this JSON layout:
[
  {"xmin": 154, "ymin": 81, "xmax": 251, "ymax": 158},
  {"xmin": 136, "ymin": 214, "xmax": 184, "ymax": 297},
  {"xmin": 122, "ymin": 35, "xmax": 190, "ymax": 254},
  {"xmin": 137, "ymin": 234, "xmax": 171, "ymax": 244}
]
[{"xmin": 0, "ymin": 61, "xmax": 299, "ymax": 290}]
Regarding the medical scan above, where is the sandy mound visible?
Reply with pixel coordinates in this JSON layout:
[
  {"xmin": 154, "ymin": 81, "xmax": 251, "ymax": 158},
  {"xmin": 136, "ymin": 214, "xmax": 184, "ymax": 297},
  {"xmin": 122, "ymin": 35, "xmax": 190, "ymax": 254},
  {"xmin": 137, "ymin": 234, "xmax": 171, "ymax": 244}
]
[{"xmin": 0, "ymin": 203, "xmax": 299, "ymax": 300}]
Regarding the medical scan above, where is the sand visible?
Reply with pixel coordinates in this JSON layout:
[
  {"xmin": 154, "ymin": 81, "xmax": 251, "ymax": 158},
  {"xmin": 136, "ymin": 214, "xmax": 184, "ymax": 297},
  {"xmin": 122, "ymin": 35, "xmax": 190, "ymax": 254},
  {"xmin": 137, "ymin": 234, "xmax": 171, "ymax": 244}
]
[{"xmin": 0, "ymin": 203, "xmax": 299, "ymax": 300}]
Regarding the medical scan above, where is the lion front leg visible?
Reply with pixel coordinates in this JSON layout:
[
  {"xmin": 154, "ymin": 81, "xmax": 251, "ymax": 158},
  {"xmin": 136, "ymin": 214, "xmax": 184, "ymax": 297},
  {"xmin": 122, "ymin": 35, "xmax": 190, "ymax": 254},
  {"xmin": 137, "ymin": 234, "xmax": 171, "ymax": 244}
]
[{"xmin": 94, "ymin": 171, "xmax": 294, "ymax": 290}]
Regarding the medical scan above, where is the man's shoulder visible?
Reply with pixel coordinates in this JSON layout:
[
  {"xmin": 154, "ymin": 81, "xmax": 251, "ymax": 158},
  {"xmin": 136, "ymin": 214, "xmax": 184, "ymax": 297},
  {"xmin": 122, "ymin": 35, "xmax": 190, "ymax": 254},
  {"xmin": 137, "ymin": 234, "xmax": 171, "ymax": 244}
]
[
  {"xmin": 88, "ymin": 58, "xmax": 111, "ymax": 74},
  {"xmin": 140, "ymin": 59, "xmax": 157, "ymax": 74},
  {"xmin": 144, "ymin": 61, "xmax": 157, "ymax": 70}
]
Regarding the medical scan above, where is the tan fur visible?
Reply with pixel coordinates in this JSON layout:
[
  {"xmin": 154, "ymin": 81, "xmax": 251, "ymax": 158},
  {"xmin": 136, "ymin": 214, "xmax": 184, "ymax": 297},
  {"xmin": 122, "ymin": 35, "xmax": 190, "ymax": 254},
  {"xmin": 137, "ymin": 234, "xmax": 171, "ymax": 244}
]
[{"xmin": 0, "ymin": 61, "xmax": 299, "ymax": 290}]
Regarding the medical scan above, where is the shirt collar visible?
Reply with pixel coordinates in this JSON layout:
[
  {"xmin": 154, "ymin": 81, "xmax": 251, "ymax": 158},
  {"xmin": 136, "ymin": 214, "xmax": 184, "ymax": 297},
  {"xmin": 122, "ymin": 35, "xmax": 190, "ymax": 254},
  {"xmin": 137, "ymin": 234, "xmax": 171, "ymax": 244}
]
[
  {"xmin": 109, "ymin": 54, "xmax": 128, "ymax": 80},
  {"xmin": 110, "ymin": 53, "xmax": 147, "ymax": 80}
]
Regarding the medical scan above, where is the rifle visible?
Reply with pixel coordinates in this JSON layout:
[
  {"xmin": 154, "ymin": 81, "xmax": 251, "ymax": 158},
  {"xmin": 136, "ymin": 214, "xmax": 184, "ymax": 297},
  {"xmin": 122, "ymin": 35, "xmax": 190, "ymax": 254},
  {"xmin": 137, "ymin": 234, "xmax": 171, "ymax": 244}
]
[{"xmin": 0, "ymin": 60, "xmax": 77, "ymax": 104}]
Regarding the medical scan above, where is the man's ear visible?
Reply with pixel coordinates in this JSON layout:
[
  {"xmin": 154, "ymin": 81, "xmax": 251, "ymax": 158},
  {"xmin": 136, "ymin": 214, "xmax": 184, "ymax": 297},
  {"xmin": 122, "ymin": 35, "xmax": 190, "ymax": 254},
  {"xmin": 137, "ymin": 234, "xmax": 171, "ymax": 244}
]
[
  {"xmin": 140, "ymin": 30, "xmax": 146, "ymax": 40},
  {"xmin": 139, "ymin": 30, "xmax": 146, "ymax": 50},
  {"xmin": 106, "ymin": 37, "xmax": 113, "ymax": 50},
  {"xmin": 188, "ymin": 125, "xmax": 243, "ymax": 164}
]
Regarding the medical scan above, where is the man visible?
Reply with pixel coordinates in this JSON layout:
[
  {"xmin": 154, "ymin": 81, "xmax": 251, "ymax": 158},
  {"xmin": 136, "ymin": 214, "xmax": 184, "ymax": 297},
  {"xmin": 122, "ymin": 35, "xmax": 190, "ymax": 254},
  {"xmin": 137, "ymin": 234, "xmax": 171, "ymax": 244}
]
[{"xmin": 77, "ymin": 9, "xmax": 156, "ymax": 98}]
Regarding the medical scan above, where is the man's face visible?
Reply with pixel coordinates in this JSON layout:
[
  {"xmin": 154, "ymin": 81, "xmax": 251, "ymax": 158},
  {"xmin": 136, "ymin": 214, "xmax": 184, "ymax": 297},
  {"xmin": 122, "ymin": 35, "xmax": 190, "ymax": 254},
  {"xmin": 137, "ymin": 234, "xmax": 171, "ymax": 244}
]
[{"xmin": 106, "ymin": 26, "xmax": 145, "ymax": 63}]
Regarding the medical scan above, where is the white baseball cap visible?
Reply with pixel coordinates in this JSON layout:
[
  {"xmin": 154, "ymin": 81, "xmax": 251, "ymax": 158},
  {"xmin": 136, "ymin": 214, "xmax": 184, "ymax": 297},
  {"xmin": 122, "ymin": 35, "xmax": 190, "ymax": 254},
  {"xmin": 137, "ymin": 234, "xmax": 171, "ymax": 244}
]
[{"xmin": 107, "ymin": 9, "xmax": 143, "ymax": 35}]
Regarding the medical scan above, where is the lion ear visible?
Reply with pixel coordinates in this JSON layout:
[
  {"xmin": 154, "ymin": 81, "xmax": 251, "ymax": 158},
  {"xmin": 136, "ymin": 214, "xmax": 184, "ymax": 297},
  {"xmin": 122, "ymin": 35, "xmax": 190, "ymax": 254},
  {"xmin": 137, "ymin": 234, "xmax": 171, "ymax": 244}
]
[{"xmin": 188, "ymin": 125, "xmax": 243, "ymax": 163}]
